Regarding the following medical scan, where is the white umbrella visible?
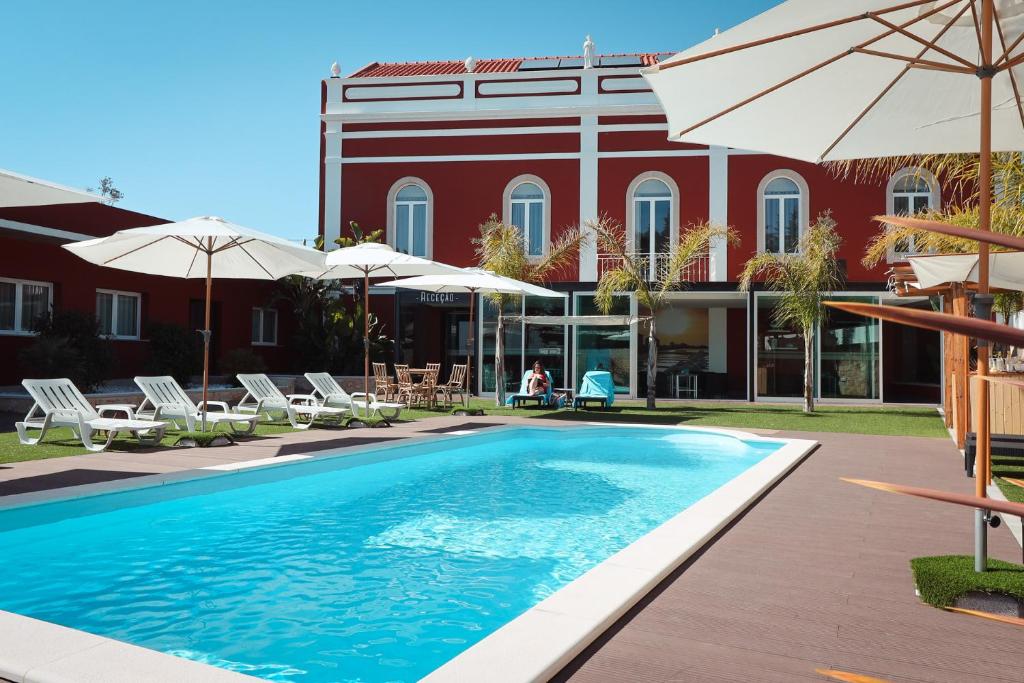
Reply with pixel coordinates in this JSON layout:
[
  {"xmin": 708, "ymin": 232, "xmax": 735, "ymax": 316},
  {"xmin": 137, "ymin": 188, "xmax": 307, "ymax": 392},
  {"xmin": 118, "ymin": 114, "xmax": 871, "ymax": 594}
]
[
  {"xmin": 908, "ymin": 251, "xmax": 1024, "ymax": 290},
  {"xmin": 642, "ymin": 0, "xmax": 1020, "ymax": 570},
  {"xmin": 1, "ymin": 168, "xmax": 100, "ymax": 207},
  {"xmin": 304, "ymin": 243, "xmax": 462, "ymax": 415},
  {"xmin": 63, "ymin": 216, "xmax": 326, "ymax": 429},
  {"xmin": 376, "ymin": 268, "xmax": 567, "ymax": 405}
]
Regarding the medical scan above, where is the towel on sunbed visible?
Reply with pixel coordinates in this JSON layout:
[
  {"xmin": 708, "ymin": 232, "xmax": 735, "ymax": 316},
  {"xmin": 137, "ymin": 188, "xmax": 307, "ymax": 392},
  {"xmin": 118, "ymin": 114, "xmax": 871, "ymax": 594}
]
[
  {"xmin": 505, "ymin": 370, "xmax": 554, "ymax": 406},
  {"xmin": 578, "ymin": 370, "xmax": 615, "ymax": 407}
]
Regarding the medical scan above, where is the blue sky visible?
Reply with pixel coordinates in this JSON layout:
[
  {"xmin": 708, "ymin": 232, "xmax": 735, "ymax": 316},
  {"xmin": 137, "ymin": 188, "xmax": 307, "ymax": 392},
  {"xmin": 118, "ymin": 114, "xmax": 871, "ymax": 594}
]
[{"xmin": 0, "ymin": 0, "xmax": 777, "ymax": 241}]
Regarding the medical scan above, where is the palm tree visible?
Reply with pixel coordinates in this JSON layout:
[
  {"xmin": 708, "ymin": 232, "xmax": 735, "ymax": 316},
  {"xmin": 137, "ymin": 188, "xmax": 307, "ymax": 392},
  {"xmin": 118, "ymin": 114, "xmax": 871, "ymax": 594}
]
[
  {"xmin": 590, "ymin": 216, "xmax": 738, "ymax": 409},
  {"xmin": 740, "ymin": 212, "xmax": 843, "ymax": 413},
  {"xmin": 474, "ymin": 215, "xmax": 584, "ymax": 405}
]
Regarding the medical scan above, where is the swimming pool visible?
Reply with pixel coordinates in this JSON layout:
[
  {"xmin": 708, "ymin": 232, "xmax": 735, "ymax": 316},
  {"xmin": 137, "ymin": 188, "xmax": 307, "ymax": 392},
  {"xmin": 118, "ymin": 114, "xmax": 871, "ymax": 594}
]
[{"xmin": 0, "ymin": 425, "xmax": 791, "ymax": 682}]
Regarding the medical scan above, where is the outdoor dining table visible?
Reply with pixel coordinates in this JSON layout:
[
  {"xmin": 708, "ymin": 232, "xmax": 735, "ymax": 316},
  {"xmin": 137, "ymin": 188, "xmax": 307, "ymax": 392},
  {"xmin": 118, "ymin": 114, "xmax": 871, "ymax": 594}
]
[{"xmin": 407, "ymin": 368, "xmax": 439, "ymax": 408}]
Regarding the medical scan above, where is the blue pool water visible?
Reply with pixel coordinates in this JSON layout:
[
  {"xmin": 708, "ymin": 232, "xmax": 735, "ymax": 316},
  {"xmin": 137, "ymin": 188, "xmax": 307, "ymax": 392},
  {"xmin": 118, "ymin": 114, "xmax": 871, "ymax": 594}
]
[{"xmin": 0, "ymin": 426, "xmax": 781, "ymax": 682}]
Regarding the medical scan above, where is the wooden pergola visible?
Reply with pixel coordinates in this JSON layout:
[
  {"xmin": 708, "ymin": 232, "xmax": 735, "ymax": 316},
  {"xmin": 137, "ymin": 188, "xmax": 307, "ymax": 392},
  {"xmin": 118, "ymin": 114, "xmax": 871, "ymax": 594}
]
[{"xmin": 888, "ymin": 259, "xmax": 1015, "ymax": 450}]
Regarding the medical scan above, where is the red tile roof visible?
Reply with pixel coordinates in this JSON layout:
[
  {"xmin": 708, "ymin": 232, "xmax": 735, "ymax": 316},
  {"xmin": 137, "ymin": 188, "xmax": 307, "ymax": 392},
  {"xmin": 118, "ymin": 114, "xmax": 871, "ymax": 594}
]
[{"xmin": 348, "ymin": 53, "xmax": 671, "ymax": 78}]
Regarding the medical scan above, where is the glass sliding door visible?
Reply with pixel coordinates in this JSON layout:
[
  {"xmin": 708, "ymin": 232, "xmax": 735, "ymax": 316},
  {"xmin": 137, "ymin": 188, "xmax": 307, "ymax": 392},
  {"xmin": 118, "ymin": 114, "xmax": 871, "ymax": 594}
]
[
  {"xmin": 756, "ymin": 295, "xmax": 805, "ymax": 398},
  {"xmin": 524, "ymin": 295, "xmax": 566, "ymax": 388},
  {"xmin": 480, "ymin": 298, "xmax": 523, "ymax": 394},
  {"xmin": 574, "ymin": 294, "xmax": 631, "ymax": 394},
  {"xmin": 820, "ymin": 296, "xmax": 880, "ymax": 400}
]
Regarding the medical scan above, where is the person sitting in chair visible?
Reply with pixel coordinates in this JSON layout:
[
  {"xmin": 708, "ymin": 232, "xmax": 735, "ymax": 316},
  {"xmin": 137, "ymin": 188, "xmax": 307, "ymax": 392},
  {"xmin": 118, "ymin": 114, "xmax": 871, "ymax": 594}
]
[{"xmin": 527, "ymin": 360, "xmax": 549, "ymax": 396}]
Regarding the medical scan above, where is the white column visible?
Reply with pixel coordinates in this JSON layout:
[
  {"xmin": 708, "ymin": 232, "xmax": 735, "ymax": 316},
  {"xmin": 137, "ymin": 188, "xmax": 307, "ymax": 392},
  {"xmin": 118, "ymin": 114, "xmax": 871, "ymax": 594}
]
[
  {"xmin": 707, "ymin": 145, "xmax": 729, "ymax": 281},
  {"xmin": 579, "ymin": 112, "xmax": 599, "ymax": 281},
  {"xmin": 708, "ymin": 307, "xmax": 727, "ymax": 372},
  {"xmin": 323, "ymin": 120, "xmax": 343, "ymax": 250}
]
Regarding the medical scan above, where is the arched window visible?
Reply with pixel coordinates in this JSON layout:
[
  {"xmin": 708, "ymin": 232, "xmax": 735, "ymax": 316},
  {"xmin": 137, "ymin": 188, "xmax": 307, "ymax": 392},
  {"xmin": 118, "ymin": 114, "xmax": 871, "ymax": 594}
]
[
  {"xmin": 503, "ymin": 175, "xmax": 550, "ymax": 258},
  {"xmin": 758, "ymin": 171, "xmax": 808, "ymax": 254},
  {"xmin": 387, "ymin": 178, "xmax": 432, "ymax": 257},
  {"xmin": 626, "ymin": 173, "xmax": 679, "ymax": 281},
  {"xmin": 887, "ymin": 168, "xmax": 939, "ymax": 259}
]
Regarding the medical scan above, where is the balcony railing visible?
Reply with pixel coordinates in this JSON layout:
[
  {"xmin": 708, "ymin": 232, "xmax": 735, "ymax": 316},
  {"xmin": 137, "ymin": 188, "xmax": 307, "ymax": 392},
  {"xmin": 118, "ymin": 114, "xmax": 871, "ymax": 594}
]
[{"xmin": 597, "ymin": 252, "xmax": 711, "ymax": 283}]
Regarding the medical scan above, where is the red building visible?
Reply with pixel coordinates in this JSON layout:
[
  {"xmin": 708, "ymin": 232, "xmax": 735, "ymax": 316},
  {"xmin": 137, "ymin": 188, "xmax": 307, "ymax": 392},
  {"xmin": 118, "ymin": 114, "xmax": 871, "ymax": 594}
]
[
  {"xmin": 0, "ymin": 198, "xmax": 292, "ymax": 386},
  {"xmin": 319, "ymin": 46, "xmax": 941, "ymax": 403}
]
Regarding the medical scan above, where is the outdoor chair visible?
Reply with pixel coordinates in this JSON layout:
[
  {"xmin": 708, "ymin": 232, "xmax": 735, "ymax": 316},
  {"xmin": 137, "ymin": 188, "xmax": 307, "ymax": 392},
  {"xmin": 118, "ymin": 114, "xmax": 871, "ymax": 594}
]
[
  {"xmin": 235, "ymin": 373, "xmax": 348, "ymax": 429},
  {"xmin": 573, "ymin": 370, "xmax": 615, "ymax": 410},
  {"xmin": 134, "ymin": 375, "xmax": 260, "ymax": 434},
  {"xmin": 395, "ymin": 365, "xmax": 430, "ymax": 407},
  {"xmin": 506, "ymin": 370, "xmax": 554, "ymax": 409},
  {"xmin": 437, "ymin": 363, "xmax": 467, "ymax": 407},
  {"xmin": 16, "ymin": 378, "xmax": 168, "ymax": 453},
  {"xmin": 305, "ymin": 372, "xmax": 404, "ymax": 424},
  {"xmin": 373, "ymin": 362, "xmax": 397, "ymax": 402}
]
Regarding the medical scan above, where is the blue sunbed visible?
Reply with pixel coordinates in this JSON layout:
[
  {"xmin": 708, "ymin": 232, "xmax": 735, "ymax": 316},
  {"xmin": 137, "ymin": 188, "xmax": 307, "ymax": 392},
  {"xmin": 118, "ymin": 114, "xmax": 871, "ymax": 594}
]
[
  {"xmin": 506, "ymin": 370, "xmax": 554, "ymax": 409},
  {"xmin": 574, "ymin": 371, "xmax": 615, "ymax": 410}
]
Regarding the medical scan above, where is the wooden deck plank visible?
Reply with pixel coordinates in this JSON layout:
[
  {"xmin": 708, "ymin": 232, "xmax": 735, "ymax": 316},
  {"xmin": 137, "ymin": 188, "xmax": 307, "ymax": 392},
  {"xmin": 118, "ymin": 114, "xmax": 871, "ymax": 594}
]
[{"xmin": 555, "ymin": 431, "xmax": 1024, "ymax": 683}]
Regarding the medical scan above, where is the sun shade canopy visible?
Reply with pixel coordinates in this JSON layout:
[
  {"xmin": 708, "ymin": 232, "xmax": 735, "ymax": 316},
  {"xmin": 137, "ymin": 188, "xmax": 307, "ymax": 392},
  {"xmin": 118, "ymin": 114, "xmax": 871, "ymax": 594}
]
[
  {"xmin": 0, "ymin": 168, "xmax": 101, "ymax": 208},
  {"xmin": 377, "ymin": 268, "xmax": 566, "ymax": 297},
  {"xmin": 907, "ymin": 251, "xmax": 1024, "ymax": 290}
]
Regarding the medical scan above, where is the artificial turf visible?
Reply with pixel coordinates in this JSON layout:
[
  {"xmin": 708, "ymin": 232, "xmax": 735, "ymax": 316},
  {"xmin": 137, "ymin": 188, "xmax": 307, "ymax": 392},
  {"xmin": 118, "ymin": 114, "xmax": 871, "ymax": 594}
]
[
  {"xmin": 0, "ymin": 398, "xmax": 947, "ymax": 464},
  {"xmin": 911, "ymin": 555, "xmax": 1024, "ymax": 608}
]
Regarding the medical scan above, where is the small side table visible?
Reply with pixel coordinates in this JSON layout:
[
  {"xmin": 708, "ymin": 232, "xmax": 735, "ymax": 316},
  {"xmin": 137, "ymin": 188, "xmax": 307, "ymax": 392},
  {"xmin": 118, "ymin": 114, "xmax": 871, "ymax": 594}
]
[{"xmin": 97, "ymin": 403, "xmax": 137, "ymax": 420}]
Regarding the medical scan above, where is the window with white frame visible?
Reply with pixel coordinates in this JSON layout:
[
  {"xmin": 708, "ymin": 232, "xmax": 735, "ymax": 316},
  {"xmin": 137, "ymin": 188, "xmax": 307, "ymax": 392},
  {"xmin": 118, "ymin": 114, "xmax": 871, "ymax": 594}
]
[
  {"xmin": 762, "ymin": 176, "xmax": 802, "ymax": 254},
  {"xmin": 393, "ymin": 183, "xmax": 429, "ymax": 257},
  {"xmin": 0, "ymin": 278, "xmax": 52, "ymax": 334},
  {"xmin": 251, "ymin": 307, "xmax": 278, "ymax": 345},
  {"xmin": 888, "ymin": 169, "xmax": 938, "ymax": 258},
  {"xmin": 510, "ymin": 182, "xmax": 546, "ymax": 257},
  {"xmin": 96, "ymin": 289, "xmax": 141, "ymax": 339},
  {"xmin": 632, "ymin": 178, "xmax": 673, "ymax": 279}
]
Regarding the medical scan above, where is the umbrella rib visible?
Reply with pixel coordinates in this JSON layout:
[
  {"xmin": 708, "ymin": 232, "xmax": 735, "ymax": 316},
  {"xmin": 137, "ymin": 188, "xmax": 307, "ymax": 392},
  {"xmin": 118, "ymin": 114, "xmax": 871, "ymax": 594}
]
[
  {"xmin": 820, "ymin": 2, "xmax": 972, "ymax": 160},
  {"xmin": 674, "ymin": 0, "xmax": 965, "ymax": 138},
  {"xmin": 656, "ymin": 0, "xmax": 937, "ymax": 71},
  {"xmin": 184, "ymin": 245, "xmax": 199, "ymax": 278},
  {"xmin": 866, "ymin": 13, "xmax": 977, "ymax": 70},
  {"xmin": 969, "ymin": 0, "xmax": 985, "ymax": 56},
  {"xmin": 852, "ymin": 47, "xmax": 974, "ymax": 73},
  {"xmin": 992, "ymin": 8, "xmax": 1024, "ymax": 133},
  {"xmin": 103, "ymin": 235, "xmax": 172, "ymax": 265},
  {"xmin": 236, "ymin": 242, "xmax": 276, "ymax": 279},
  {"xmin": 211, "ymin": 237, "xmax": 245, "ymax": 254}
]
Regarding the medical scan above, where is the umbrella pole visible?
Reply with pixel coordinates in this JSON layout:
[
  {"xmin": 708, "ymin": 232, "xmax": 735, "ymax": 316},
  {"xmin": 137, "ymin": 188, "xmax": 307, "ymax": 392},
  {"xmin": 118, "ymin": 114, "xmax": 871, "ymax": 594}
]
[
  {"xmin": 364, "ymin": 272, "xmax": 370, "ymax": 420},
  {"xmin": 202, "ymin": 245, "xmax": 212, "ymax": 433},
  {"xmin": 466, "ymin": 290, "xmax": 475, "ymax": 407},
  {"xmin": 974, "ymin": 0, "xmax": 994, "ymax": 573}
]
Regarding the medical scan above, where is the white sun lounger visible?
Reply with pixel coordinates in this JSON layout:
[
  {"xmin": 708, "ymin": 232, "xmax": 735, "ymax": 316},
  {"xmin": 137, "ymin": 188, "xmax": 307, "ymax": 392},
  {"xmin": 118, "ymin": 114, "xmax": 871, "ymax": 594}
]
[
  {"xmin": 134, "ymin": 376, "xmax": 260, "ymax": 434},
  {"xmin": 235, "ymin": 373, "xmax": 348, "ymax": 429},
  {"xmin": 16, "ymin": 378, "xmax": 168, "ymax": 453},
  {"xmin": 304, "ymin": 372, "xmax": 404, "ymax": 424}
]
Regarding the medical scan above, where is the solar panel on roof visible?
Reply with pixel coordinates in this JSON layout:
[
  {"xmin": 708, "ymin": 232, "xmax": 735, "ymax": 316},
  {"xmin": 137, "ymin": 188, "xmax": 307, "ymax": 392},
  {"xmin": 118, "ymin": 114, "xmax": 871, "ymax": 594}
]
[
  {"xmin": 558, "ymin": 58, "xmax": 584, "ymax": 69},
  {"xmin": 518, "ymin": 58, "xmax": 561, "ymax": 71},
  {"xmin": 598, "ymin": 56, "xmax": 643, "ymax": 67}
]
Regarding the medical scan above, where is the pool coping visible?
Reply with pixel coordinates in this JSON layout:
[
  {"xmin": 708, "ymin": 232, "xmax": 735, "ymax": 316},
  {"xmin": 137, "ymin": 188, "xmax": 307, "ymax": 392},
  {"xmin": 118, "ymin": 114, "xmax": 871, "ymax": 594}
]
[
  {"xmin": 0, "ymin": 423, "xmax": 817, "ymax": 683},
  {"xmin": 421, "ymin": 423, "xmax": 819, "ymax": 683}
]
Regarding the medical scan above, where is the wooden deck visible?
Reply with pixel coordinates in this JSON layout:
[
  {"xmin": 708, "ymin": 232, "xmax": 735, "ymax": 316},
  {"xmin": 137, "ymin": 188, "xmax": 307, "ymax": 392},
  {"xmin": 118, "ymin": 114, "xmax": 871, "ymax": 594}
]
[{"xmin": 555, "ymin": 431, "xmax": 1024, "ymax": 683}]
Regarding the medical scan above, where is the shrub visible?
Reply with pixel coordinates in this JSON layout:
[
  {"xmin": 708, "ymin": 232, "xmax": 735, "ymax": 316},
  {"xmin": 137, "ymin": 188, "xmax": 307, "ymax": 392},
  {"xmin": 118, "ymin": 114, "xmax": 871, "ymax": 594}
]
[
  {"xmin": 219, "ymin": 348, "xmax": 267, "ymax": 385},
  {"xmin": 18, "ymin": 310, "xmax": 112, "ymax": 391},
  {"xmin": 145, "ymin": 322, "xmax": 201, "ymax": 386}
]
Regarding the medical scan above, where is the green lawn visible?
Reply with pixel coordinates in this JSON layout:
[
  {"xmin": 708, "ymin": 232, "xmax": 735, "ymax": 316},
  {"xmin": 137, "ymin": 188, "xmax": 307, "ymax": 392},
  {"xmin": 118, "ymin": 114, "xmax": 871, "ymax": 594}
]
[
  {"xmin": 911, "ymin": 555, "xmax": 1024, "ymax": 608},
  {"xmin": 0, "ymin": 399, "xmax": 946, "ymax": 465},
  {"xmin": 992, "ymin": 452, "xmax": 1024, "ymax": 503}
]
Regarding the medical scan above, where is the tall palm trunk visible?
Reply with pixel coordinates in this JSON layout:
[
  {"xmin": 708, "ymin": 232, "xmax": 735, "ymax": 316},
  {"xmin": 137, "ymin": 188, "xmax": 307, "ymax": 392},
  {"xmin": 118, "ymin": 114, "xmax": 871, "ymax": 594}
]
[
  {"xmin": 646, "ymin": 316, "xmax": 657, "ymax": 409},
  {"xmin": 803, "ymin": 328, "xmax": 814, "ymax": 413},
  {"xmin": 495, "ymin": 307, "xmax": 506, "ymax": 406}
]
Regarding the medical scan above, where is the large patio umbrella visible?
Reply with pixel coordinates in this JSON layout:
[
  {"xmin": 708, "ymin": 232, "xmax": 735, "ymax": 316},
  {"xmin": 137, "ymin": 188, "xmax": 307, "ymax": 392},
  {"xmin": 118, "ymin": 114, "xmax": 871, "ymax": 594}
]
[
  {"xmin": 376, "ymin": 268, "xmax": 567, "ymax": 405},
  {"xmin": 304, "ymin": 243, "xmax": 462, "ymax": 416},
  {"xmin": 642, "ymin": 0, "xmax": 1024, "ymax": 570},
  {"xmin": 0, "ymin": 168, "xmax": 100, "ymax": 207},
  {"xmin": 63, "ymin": 216, "xmax": 326, "ymax": 429}
]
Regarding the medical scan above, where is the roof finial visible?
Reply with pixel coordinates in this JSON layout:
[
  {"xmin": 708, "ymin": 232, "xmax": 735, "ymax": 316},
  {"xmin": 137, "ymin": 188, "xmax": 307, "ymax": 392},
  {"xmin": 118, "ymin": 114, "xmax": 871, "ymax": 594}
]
[
  {"xmin": 583, "ymin": 34, "xmax": 595, "ymax": 69},
  {"xmin": 713, "ymin": 27, "xmax": 720, "ymax": 37},
  {"xmin": 330, "ymin": 61, "xmax": 341, "ymax": 78},
  {"xmin": 464, "ymin": 56, "xmax": 477, "ymax": 73}
]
